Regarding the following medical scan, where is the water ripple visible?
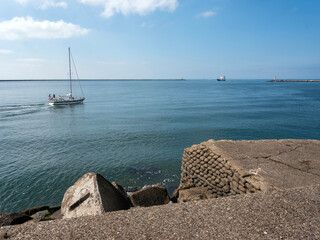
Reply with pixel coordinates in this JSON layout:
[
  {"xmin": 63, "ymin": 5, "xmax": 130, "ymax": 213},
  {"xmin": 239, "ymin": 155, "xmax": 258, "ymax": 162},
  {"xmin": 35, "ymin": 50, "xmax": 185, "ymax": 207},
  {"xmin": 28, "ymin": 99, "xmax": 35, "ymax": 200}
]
[{"xmin": 0, "ymin": 103, "xmax": 48, "ymax": 118}]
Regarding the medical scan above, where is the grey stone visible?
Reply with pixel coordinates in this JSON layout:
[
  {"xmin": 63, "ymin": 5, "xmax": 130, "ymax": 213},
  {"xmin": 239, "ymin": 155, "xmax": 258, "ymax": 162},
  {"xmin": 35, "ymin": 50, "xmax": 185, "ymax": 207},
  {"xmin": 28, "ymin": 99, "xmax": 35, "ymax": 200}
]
[
  {"xmin": 49, "ymin": 205, "xmax": 61, "ymax": 214},
  {"xmin": 18, "ymin": 206, "xmax": 49, "ymax": 216},
  {"xmin": 129, "ymin": 183, "xmax": 170, "ymax": 207},
  {"xmin": 61, "ymin": 172, "xmax": 130, "ymax": 219},
  {"xmin": 112, "ymin": 181, "xmax": 133, "ymax": 207},
  {"xmin": 177, "ymin": 187, "xmax": 211, "ymax": 203},
  {"xmin": 0, "ymin": 213, "xmax": 32, "ymax": 226},
  {"xmin": 31, "ymin": 210, "xmax": 51, "ymax": 222},
  {"xmin": 111, "ymin": 182, "xmax": 127, "ymax": 198},
  {"xmin": 49, "ymin": 209, "xmax": 62, "ymax": 220}
]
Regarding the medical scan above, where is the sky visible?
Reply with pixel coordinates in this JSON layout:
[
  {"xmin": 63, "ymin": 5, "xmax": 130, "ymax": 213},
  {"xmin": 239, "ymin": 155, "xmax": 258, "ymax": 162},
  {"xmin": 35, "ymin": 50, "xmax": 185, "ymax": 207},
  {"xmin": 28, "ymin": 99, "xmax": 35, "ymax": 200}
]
[{"xmin": 0, "ymin": 0, "xmax": 319, "ymax": 79}]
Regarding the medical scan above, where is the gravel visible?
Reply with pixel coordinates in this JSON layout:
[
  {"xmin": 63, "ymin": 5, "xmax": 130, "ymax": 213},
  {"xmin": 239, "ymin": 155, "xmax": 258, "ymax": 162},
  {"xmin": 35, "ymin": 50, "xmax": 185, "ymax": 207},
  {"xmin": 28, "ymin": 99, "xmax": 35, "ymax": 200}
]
[{"xmin": 1, "ymin": 184, "xmax": 319, "ymax": 239}]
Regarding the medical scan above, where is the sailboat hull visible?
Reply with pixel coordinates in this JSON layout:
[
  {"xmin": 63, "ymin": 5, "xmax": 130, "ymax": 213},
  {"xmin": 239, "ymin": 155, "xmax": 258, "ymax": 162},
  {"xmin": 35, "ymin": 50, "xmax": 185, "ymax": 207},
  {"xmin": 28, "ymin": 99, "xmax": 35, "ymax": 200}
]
[{"xmin": 49, "ymin": 98, "xmax": 85, "ymax": 106}]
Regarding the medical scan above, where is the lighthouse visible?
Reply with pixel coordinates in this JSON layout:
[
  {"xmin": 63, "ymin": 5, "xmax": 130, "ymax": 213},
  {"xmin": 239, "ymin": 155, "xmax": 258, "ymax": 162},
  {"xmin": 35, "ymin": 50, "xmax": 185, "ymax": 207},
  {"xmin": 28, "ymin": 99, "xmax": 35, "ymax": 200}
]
[{"xmin": 274, "ymin": 75, "xmax": 276, "ymax": 81}]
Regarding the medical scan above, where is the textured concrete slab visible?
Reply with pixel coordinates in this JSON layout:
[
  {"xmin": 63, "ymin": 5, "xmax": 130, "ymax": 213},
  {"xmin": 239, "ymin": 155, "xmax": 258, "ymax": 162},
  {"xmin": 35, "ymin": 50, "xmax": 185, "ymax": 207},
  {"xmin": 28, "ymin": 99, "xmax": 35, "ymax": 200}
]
[
  {"xmin": 178, "ymin": 139, "xmax": 320, "ymax": 201},
  {"xmin": 1, "ymin": 185, "xmax": 319, "ymax": 239},
  {"xmin": 209, "ymin": 139, "xmax": 320, "ymax": 189}
]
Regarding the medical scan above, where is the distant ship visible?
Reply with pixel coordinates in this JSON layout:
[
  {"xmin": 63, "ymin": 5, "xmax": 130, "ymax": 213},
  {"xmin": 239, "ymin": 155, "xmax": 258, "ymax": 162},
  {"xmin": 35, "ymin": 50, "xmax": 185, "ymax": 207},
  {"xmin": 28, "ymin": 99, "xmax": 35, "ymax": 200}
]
[{"xmin": 217, "ymin": 76, "xmax": 226, "ymax": 81}]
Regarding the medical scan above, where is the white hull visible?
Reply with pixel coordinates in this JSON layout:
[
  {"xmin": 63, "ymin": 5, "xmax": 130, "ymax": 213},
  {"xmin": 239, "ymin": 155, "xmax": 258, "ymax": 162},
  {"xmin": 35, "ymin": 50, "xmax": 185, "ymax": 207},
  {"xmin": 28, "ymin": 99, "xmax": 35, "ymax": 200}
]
[
  {"xmin": 217, "ymin": 76, "xmax": 226, "ymax": 81},
  {"xmin": 49, "ymin": 98, "xmax": 85, "ymax": 106}
]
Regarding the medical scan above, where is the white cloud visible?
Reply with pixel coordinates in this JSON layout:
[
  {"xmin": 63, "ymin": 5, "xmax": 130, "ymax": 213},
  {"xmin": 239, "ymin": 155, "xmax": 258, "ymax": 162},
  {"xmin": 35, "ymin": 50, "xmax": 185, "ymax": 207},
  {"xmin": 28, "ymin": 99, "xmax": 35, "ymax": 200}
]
[
  {"xmin": 0, "ymin": 17, "xmax": 90, "ymax": 40},
  {"xmin": 200, "ymin": 10, "xmax": 217, "ymax": 18},
  {"xmin": 78, "ymin": 0, "xmax": 178, "ymax": 18},
  {"xmin": 0, "ymin": 49, "xmax": 13, "ymax": 54},
  {"xmin": 15, "ymin": 0, "xmax": 68, "ymax": 9}
]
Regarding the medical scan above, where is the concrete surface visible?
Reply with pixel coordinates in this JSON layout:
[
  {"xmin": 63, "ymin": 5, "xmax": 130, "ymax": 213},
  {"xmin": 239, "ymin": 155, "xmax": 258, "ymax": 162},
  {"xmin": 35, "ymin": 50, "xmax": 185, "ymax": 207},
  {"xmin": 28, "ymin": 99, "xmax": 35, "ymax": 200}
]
[
  {"xmin": 1, "ymin": 185, "xmax": 319, "ymax": 239},
  {"xmin": 207, "ymin": 139, "xmax": 320, "ymax": 190},
  {"xmin": 1, "ymin": 139, "xmax": 319, "ymax": 239}
]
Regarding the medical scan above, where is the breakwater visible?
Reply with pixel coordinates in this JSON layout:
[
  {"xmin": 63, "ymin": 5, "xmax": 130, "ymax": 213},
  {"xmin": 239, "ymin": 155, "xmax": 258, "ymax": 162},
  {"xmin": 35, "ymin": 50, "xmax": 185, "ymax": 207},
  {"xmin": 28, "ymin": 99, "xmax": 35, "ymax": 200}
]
[
  {"xmin": 179, "ymin": 143, "xmax": 261, "ymax": 198},
  {"xmin": 2, "ymin": 185, "xmax": 319, "ymax": 239},
  {"xmin": 178, "ymin": 139, "xmax": 320, "ymax": 192},
  {"xmin": 1, "ymin": 139, "xmax": 319, "ymax": 239},
  {"xmin": 2, "ymin": 139, "xmax": 319, "ymax": 227},
  {"xmin": 269, "ymin": 79, "xmax": 320, "ymax": 82}
]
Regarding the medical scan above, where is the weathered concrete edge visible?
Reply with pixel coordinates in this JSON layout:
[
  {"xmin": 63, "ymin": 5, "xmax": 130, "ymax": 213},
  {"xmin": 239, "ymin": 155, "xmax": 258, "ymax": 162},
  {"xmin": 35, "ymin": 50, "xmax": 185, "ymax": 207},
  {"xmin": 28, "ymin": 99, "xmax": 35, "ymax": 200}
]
[
  {"xmin": 1, "ymin": 184, "xmax": 319, "ymax": 239},
  {"xmin": 205, "ymin": 139, "xmax": 278, "ymax": 191}
]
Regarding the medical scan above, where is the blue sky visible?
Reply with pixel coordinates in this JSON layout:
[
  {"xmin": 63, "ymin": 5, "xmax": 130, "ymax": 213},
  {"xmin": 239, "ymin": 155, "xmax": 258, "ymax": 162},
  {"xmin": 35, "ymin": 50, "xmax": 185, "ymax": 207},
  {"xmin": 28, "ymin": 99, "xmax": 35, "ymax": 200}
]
[{"xmin": 0, "ymin": 0, "xmax": 319, "ymax": 79}]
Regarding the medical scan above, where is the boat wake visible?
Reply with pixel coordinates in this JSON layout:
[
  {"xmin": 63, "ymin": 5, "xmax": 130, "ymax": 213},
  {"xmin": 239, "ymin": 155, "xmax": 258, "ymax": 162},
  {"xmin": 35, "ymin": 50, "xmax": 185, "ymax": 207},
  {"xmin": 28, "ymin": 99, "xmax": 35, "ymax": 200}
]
[{"xmin": 0, "ymin": 103, "xmax": 48, "ymax": 118}]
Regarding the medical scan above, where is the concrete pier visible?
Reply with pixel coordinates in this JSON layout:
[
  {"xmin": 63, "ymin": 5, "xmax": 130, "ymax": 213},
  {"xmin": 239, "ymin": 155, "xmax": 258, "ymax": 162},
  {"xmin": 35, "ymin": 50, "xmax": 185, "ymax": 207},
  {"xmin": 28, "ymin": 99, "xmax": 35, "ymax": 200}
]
[
  {"xmin": 269, "ymin": 79, "xmax": 320, "ymax": 82},
  {"xmin": 179, "ymin": 139, "xmax": 320, "ymax": 195}
]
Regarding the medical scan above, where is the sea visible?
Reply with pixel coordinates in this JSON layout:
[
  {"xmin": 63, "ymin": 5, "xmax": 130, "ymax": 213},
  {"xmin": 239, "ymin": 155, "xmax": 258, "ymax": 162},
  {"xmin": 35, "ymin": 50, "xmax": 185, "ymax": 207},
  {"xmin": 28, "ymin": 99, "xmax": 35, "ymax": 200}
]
[{"xmin": 1, "ymin": 79, "xmax": 320, "ymax": 213}]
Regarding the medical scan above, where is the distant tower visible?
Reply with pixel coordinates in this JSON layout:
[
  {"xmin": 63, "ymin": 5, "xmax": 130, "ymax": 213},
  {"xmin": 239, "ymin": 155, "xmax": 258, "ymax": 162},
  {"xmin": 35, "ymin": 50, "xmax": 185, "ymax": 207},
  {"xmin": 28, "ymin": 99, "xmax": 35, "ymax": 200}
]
[{"xmin": 274, "ymin": 75, "xmax": 276, "ymax": 81}]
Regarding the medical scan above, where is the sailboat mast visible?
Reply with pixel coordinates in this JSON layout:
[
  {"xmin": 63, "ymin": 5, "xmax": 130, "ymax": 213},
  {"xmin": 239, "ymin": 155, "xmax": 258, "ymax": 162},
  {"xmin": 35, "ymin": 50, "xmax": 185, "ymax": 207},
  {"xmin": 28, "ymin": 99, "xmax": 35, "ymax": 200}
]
[{"xmin": 68, "ymin": 47, "xmax": 72, "ymax": 97}]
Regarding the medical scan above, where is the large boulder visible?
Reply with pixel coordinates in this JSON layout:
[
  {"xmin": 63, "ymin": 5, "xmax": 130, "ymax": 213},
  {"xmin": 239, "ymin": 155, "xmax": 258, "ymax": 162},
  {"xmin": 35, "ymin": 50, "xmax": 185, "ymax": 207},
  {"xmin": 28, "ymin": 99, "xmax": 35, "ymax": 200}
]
[
  {"xmin": 61, "ymin": 172, "xmax": 131, "ymax": 219},
  {"xmin": 129, "ymin": 183, "xmax": 170, "ymax": 207}
]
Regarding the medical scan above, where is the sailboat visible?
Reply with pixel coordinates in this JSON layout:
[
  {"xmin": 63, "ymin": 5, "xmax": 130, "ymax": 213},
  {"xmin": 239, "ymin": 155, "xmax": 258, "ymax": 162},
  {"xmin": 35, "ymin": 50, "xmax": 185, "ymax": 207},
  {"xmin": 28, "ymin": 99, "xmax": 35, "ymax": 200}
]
[{"xmin": 49, "ymin": 48, "xmax": 85, "ymax": 106}]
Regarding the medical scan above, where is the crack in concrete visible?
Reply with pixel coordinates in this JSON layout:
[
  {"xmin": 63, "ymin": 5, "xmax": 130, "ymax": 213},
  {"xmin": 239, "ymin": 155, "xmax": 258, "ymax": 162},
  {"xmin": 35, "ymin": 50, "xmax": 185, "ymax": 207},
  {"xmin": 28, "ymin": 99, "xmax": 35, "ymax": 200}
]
[
  {"xmin": 252, "ymin": 145, "xmax": 320, "ymax": 177},
  {"xmin": 265, "ymin": 157, "xmax": 319, "ymax": 177},
  {"xmin": 275, "ymin": 144, "xmax": 303, "ymax": 157}
]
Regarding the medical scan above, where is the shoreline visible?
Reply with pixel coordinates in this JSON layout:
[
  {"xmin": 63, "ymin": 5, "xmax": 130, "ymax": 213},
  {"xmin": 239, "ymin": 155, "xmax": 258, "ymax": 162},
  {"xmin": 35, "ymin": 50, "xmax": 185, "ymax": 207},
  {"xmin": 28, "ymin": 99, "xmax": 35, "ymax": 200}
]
[
  {"xmin": 2, "ymin": 139, "xmax": 319, "ymax": 214},
  {"xmin": 1, "ymin": 139, "xmax": 319, "ymax": 239}
]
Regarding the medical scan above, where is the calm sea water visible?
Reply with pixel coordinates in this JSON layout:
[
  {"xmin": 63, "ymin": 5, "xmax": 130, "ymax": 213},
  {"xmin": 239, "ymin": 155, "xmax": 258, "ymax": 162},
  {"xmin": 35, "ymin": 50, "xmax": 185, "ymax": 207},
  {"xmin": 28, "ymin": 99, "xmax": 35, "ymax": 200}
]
[{"xmin": 1, "ymin": 79, "xmax": 320, "ymax": 212}]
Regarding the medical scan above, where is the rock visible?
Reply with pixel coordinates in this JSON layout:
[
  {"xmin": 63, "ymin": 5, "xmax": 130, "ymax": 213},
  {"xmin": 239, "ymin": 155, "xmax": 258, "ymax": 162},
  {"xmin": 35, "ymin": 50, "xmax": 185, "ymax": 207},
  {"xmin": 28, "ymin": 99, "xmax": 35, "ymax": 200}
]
[
  {"xmin": 50, "ymin": 209, "xmax": 62, "ymax": 220},
  {"xmin": 18, "ymin": 206, "xmax": 50, "ymax": 216},
  {"xmin": 0, "ymin": 213, "xmax": 32, "ymax": 226},
  {"xmin": 171, "ymin": 189, "xmax": 179, "ymax": 202},
  {"xmin": 129, "ymin": 183, "xmax": 170, "ymax": 207},
  {"xmin": 30, "ymin": 206, "xmax": 62, "ymax": 222},
  {"xmin": 111, "ymin": 182, "xmax": 127, "ymax": 197},
  {"xmin": 112, "ymin": 181, "xmax": 133, "ymax": 207},
  {"xmin": 177, "ymin": 187, "xmax": 211, "ymax": 203},
  {"xmin": 49, "ymin": 205, "xmax": 61, "ymax": 214},
  {"xmin": 61, "ymin": 172, "xmax": 131, "ymax": 219},
  {"xmin": 31, "ymin": 210, "xmax": 51, "ymax": 222},
  {"xmin": 171, "ymin": 182, "xmax": 196, "ymax": 202},
  {"xmin": 0, "ymin": 205, "xmax": 59, "ymax": 226}
]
